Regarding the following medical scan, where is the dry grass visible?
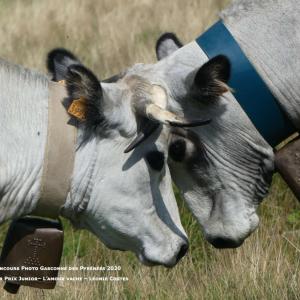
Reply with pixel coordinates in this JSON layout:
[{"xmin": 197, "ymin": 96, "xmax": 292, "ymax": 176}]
[{"xmin": 0, "ymin": 0, "xmax": 300, "ymax": 299}]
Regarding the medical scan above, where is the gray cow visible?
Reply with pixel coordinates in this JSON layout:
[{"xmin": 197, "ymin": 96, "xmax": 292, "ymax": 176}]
[
  {"xmin": 154, "ymin": 0, "xmax": 300, "ymax": 248},
  {"xmin": 0, "ymin": 54, "xmax": 212, "ymax": 266},
  {"xmin": 47, "ymin": 0, "xmax": 300, "ymax": 249}
]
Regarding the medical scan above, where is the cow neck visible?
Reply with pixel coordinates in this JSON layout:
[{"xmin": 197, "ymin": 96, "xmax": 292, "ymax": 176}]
[
  {"xmin": 33, "ymin": 81, "xmax": 76, "ymax": 219},
  {"xmin": 61, "ymin": 133, "xmax": 99, "ymax": 226},
  {"xmin": 196, "ymin": 20, "xmax": 296, "ymax": 148}
]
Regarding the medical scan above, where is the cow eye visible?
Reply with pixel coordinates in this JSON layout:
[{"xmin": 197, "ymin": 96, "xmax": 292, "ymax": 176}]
[
  {"xmin": 146, "ymin": 151, "xmax": 165, "ymax": 171},
  {"xmin": 169, "ymin": 139, "xmax": 186, "ymax": 162}
]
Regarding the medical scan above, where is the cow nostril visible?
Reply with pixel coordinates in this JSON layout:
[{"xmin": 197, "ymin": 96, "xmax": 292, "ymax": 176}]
[
  {"xmin": 209, "ymin": 237, "xmax": 243, "ymax": 249},
  {"xmin": 176, "ymin": 243, "xmax": 189, "ymax": 262}
]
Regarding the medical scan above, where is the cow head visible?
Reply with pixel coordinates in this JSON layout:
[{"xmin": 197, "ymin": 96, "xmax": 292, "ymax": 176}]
[
  {"xmin": 47, "ymin": 49, "xmax": 211, "ymax": 266},
  {"xmin": 154, "ymin": 34, "xmax": 274, "ymax": 248},
  {"xmin": 48, "ymin": 37, "xmax": 274, "ymax": 250}
]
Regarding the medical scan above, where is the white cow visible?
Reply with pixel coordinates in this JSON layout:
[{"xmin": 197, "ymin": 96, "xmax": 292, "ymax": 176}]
[
  {"xmin": 152, "ymin": 0, "xmax": 300, "ymax": 248},
  {"xmin": 53, "ymin": 0, "xmax": 300, "ymax": 249},
  {"xmin": 0, "ymin": 53, "xmax": 213, "ymax": 266}
]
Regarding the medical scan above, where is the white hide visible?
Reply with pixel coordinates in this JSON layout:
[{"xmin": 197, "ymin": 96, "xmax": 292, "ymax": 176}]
[
  {"xmin": 165, "ymin": 0, "xmax": 300, "ymax": 245},
  {"xmin": 155, "ymin": 0, "xmax": 300, "ymax": 246},
  {"xmin": 158, "ymin": 42, "xmax": 274, "ymax": 246}
]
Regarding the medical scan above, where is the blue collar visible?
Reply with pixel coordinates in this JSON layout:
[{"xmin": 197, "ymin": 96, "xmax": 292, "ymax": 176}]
[{"xmin": 196, "ymin": 20, "xmax": 295, "ymax": 147}]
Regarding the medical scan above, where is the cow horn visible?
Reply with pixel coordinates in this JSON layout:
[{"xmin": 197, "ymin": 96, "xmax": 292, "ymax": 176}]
[
  {"xmin": 145, "ymin": 103, "xmax": 211, "ymax": 127},
  {"xmin": 124, "ymin": 119, "xmax": 160, "ymax": 153},
  {"xmin": 124, "ymin": 85, "xmax": 211, "ymax": 153},
  {"xmin": 124, "ymin": 104, "xmax": 210, "ymax": 153}
]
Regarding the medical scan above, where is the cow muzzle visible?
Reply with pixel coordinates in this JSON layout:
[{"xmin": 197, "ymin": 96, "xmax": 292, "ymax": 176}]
[{"xmin": 138, "ymin": 239, "xmax": 189, "ymax": 267}]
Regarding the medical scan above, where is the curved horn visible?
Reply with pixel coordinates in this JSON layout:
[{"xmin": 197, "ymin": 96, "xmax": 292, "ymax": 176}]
[
  {"xmin": 145, "ymin": 104, "xmax": 211, "ymax": 127},
  {"xmin": 124, "ymin": 119, "xmax": 160, "ymax": 153},
  {"xmin": 124, "ymin": 85, "xmax": 211, "ymax": 153},
  {"xmin": 124, "ymin": 105, "xmax": 211, "ymax": 153}
]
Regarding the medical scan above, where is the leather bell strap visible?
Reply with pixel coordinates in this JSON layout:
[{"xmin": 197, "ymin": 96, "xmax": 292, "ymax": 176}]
[{"xmin": 33, "ymin": 81, "xmax": 76, "ymax": 218}]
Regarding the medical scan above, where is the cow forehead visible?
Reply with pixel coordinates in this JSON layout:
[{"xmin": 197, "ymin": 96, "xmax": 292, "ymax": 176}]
[
  {"xmin": 123, "ymin": 75, "xmax": 167, "ymax": 107},
  {"xmin": 123, "ymin": 74, "xmax": 152, "ymax": 95},
  {"xmin": 101, "ymin": 81, "xmax": 171, "ymax": 154}
]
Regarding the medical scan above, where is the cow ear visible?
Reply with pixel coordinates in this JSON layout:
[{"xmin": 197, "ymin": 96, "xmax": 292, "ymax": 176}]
[
  {"xmin": 47, "ymin": 48, "xmax": 82, "ymax": 81},
  {"xmin": 193, "ymin": 55, "xmax": 231, "ymax": 99},
  {"xmin": 65, "ymin": 64, "xmax": 104, "ymax": 129},
  {"xmin": 155, "ymin": 33, "xmax": 183, "ymax": 60}
]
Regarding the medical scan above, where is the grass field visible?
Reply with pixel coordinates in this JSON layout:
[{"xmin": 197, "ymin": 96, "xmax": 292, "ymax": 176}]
[{"xmin": 0, "ymin": 0, "xmax": 300, "ymax": 299}]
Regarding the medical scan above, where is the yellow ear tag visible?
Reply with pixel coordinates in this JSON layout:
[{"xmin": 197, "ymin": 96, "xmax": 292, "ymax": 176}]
[
  {"xmin": 67, "ymin": 97, "xmax": 87, "ymax": 121},
  {"xmin": 58, "ymin": 79, "xmax": 66, "ymax": 85}
]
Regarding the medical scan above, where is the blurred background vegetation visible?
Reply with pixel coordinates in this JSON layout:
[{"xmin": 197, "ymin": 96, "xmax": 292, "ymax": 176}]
[{"xmin": 0, "ymin": 0, "xmax": 300, "ymax": 299}]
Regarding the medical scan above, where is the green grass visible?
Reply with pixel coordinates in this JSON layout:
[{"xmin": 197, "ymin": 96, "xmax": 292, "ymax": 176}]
[{"xmin": 2, "ymin": 175, "xmax": 300, "ymax": 299}]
